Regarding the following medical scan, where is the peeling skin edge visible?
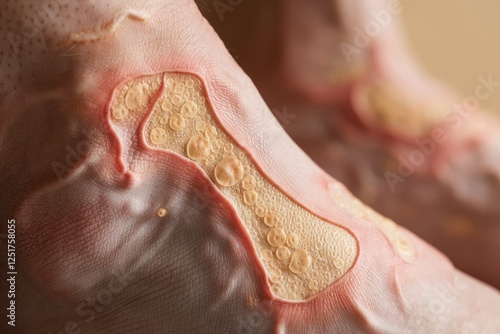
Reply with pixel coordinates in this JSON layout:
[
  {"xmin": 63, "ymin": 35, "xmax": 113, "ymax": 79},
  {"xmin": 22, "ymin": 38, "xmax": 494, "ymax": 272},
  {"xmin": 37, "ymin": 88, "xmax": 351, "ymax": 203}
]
[{"xmin": 68, "ymin": 10, "xmax": 148, "ymax": 43}]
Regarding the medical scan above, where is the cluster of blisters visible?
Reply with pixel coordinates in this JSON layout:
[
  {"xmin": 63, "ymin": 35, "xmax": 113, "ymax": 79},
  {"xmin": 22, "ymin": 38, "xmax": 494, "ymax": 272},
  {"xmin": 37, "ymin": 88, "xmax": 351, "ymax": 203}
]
[
  {"xmin": 110, "ymin": 74, "xmax": 163, "ymax": 126},
  {"xmin": 108, "ymin": 72, "xmax": 358, "ymax": 301},
  {"xmin": 358, "ymin": 82, "xmax": 450, "ymax": 139},
  {"xmin": 327, "ymin": 182, "xmax": 416, "ymax": 262}
]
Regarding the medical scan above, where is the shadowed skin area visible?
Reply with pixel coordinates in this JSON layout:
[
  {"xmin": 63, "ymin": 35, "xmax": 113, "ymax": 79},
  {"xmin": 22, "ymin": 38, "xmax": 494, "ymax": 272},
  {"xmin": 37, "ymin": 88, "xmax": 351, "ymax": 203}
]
[
  {"xmin": 1, "ymin": 0, "xmax": 500, "ymax": 333},
  {"xmin": 203, "ymin": 0, "xmax": 500, "ymax": 289}
]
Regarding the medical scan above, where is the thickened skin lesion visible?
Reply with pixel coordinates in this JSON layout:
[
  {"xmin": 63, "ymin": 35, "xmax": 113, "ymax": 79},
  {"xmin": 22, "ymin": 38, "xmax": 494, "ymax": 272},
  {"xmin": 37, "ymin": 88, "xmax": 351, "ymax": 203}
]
[
  {"xmin": 110, "ymin": 71, "xmax": 361, "ymax": 301},
  {"xmin": 2, "ymin": 0, "xmax": 500, "ymax": 333}
]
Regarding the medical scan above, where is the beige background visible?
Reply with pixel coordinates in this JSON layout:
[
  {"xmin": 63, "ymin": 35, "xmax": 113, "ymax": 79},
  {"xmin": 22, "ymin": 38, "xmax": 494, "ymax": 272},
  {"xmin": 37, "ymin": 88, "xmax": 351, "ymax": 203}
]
[{"xmin": 401, "ymin": 0, "xmax": 500, "ymax": 111}]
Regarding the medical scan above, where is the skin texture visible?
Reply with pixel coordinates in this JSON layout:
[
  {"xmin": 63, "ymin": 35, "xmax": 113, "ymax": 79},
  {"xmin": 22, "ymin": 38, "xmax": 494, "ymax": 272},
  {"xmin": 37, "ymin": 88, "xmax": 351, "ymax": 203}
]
[
  {"xmin": 1, "ymin": 0, "xmax": 500, "ymax": 333},
  {"xmin": 203, "ymin": 0, "xmax": 500, "ymax": 289}
]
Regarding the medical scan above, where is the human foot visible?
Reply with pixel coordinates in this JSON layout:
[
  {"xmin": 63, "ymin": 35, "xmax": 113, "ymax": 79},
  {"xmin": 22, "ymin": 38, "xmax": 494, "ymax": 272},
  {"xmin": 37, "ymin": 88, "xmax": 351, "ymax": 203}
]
[
  {"xmin": 1, "ymin": 0, "xmax": 500, "ymax": 333},
  {"xmin": 203, "ymin": 0, "xmax": 500, "ymax": 289}
]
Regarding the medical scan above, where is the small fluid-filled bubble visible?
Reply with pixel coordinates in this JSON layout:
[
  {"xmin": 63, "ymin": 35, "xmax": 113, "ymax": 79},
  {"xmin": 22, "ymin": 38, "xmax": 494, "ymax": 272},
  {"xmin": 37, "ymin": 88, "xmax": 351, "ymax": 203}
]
[
  {"xmin": 205, "ymin": 125, "xmax": 217, "ymax": 138},
  {"xmin": 267, "ymin": 228, "xmax": 287, "ymax": 247},
  {"xmin": 333, "ymin": 257, "xmax": 345, "ymax": 269},
  {"xmin": 195, "ymin": 120, "xmax": 206, "ymax": 132},
  {"xmin": 174, "ymin": 83, "xmax": 185, "ymax": 94},
  {"xmin": 287, "ymin": 233, "xmax": 299, "ymax": 248},
  {"xmin": 224, "ymin": 143, "xmax": 234, "ymax": 153},
  {"xmin": 125, "ymin": 82, "xmax": 147, "ymax": 111},
  {"xmin": 211, "ymin": 138, "xmax": 221, "ymax": 153},
  {"xmin": 255, "ymin": 205, "xmax": 266, "ymax": 218},
  {"xmin": 276, "ymin": 246, "xmax": 291, "ymax": 260},
  {"xmin": 180, "ymin": 100, "xmax": 198, "ymax": 118},
  {"xmin": 161, "ymin": 99, "xmax": 173, "ymax": 111},
  {"xmin": 308, "ymin": 280, "xmax": 318, "ymax": 290},
  {"xmin": 264, "ymin": 213, "xmax": 278, "ymax": 227},
  {"xmin": 243, "ymin": 190, "xmax": 258, "ymax": 206},
  {"xmin": 187, "ymin": 134, "xmax": 211, "ymax": 160},
  {"xmin": 150, "ymin": 127, "xmax": 167, "ymax": 144},
  {"xmin": 172, "ymin": 94, "xmax": 183, "ymax": 106},
  {"xmin": 185, "ymin": 78, "xmax": 194, "ymax": 88},
  {"xmin": 242, "ymin": 175, "xmax": 256, "ymax": 190},
  {"xmin": 169, "ymin": 113, "xmax": 186, "ymax": 131},
  {"xmin": 260, "ymin": 249, "xmax": 273, "ymax": 262},
  {"xmin": 214, "ymin": 156, "xmax": 244, "ymax": 187},
  {"xmin": 112, "ymin": 105, "xmax": 128, "ymax": 120},
  {"xmin": 289, "ymin": 249, "xmax": 311, "ymax": 274},
  {"xmin": 159, "ymin": 114, "xmax": 169, "ymax": 125}
]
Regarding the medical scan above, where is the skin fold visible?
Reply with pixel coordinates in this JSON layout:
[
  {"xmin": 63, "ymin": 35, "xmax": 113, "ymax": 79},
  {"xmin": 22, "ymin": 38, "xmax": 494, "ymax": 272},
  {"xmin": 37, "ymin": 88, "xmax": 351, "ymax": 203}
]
[
  {"xmin": 0, "ymin": 0, "xmax": 499, "ymax": 333},
  {"xmin": 202, "ymin": 0, "xmax": 500, "ymax": 289}
]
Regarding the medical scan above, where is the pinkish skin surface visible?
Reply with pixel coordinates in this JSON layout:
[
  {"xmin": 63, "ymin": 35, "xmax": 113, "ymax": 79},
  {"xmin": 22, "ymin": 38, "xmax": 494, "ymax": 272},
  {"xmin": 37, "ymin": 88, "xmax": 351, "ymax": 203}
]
[
  {"xmin": 0, "ymin": 0, "xmax": 499, "ymax": 333},
  {"xmin": 203, "ymin": 0, "xmax": 500, "ymax": 289}
]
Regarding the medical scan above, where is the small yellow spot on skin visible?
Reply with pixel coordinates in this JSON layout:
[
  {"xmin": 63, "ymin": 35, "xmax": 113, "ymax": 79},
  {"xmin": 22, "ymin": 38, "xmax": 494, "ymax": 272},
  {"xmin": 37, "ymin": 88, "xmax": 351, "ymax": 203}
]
[
  {"xmin": 174, "ymin": 83, "xmax": 185, "ymax": 94},
  {"xmin": 186, "ymin": 134, "xmax": 211, "ymax": 160},
  {"xmin": 172, "ymin": 95, "xmax": 183, "ymax": 106},
  {"xmin": 269, "ymin": 274, "xmax": 282, "ymax": 284},
  {"xmin": 169, "ymin": 113, "xmax": 186, "ymax": 131},
  {"xmin": 264, "ymin": 213, "xmax": 278, "ymax": 227},
  {"xmin": 287, "ymin": 234, "xmax": 299, "ymax": 248},
  {"xmin": 161, "ymin": 99, "xmax": 173, "ymax": 112},
  {"xmin": 166, "ymin": 78, "xmax": 174, "ymax": 86},
  {"xmin": 289, "ymin": 249, "xmax": 311, "ymax": 274},
  {"xmin": 159, "ymin": 114, "xmax": 169, "ymax": 125},
  {"xmin": 150, "ymin": 127, "xmax": 167, "ymax": 144},
  {"xmin": 333, "ymin": 258, "xmax": 344, "ymax": 269},
  {"xmin": 395, "ymin": 237, "xmax": 414, "ymax": 259},
  {"xmin": 308, "ymin": 280, "xmax": 318, "ymax": 290},
  {"xmin": 276, "ymin": 246, "xmax": 291, "ymax": 260},
  {"xmin": 255, "ymin": 205, "xmax": 266, "ymax": 217},
  {"xmin": 224, "ymin": 143, "xmax": 234, "ymax": 153},
  {"xmin": 267, "ymin": 228, "xmax": 287, "ymax": 247},
  {"xmin": 185, "ymin": 79, "xmax": 194, "ymax": 88},
  {"xmin": 125, "ymin": 83, "xmax": 148, "ymax": 110},
  {"xmin": 211, "ymin": 138, "xmax": 221, "ymax": 152},
  {"xmin": 214, "ymin": 156, "xmax": 244, "ymax": 187},
  {"xmin": 243, "ymin": 190, "xmax": 258, "ymax": 206},
  {"xmin": 260, "ymin": 249, "xmax": 273, "ymax": 262},
  {"xmin": 195, "ymin": 121, "xmax": 206, "ymax": 132},
  {"xmin": 112, "ymin": 105, "xmax": 128, "ymax": 120},
  {"xmin": 242, "ymin": 175, "xmax": 256, "ymax": 190},
  {"xmin": 157, "ymin": 208, "xmax": 167, "ymax": 217},
  {"xmin": 180, "ymin": 100, "xmax": 198, "ymax": 118},
  {"xmin": 205, "ymin": 125, "xmax": 217, "ymax": 138}
]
